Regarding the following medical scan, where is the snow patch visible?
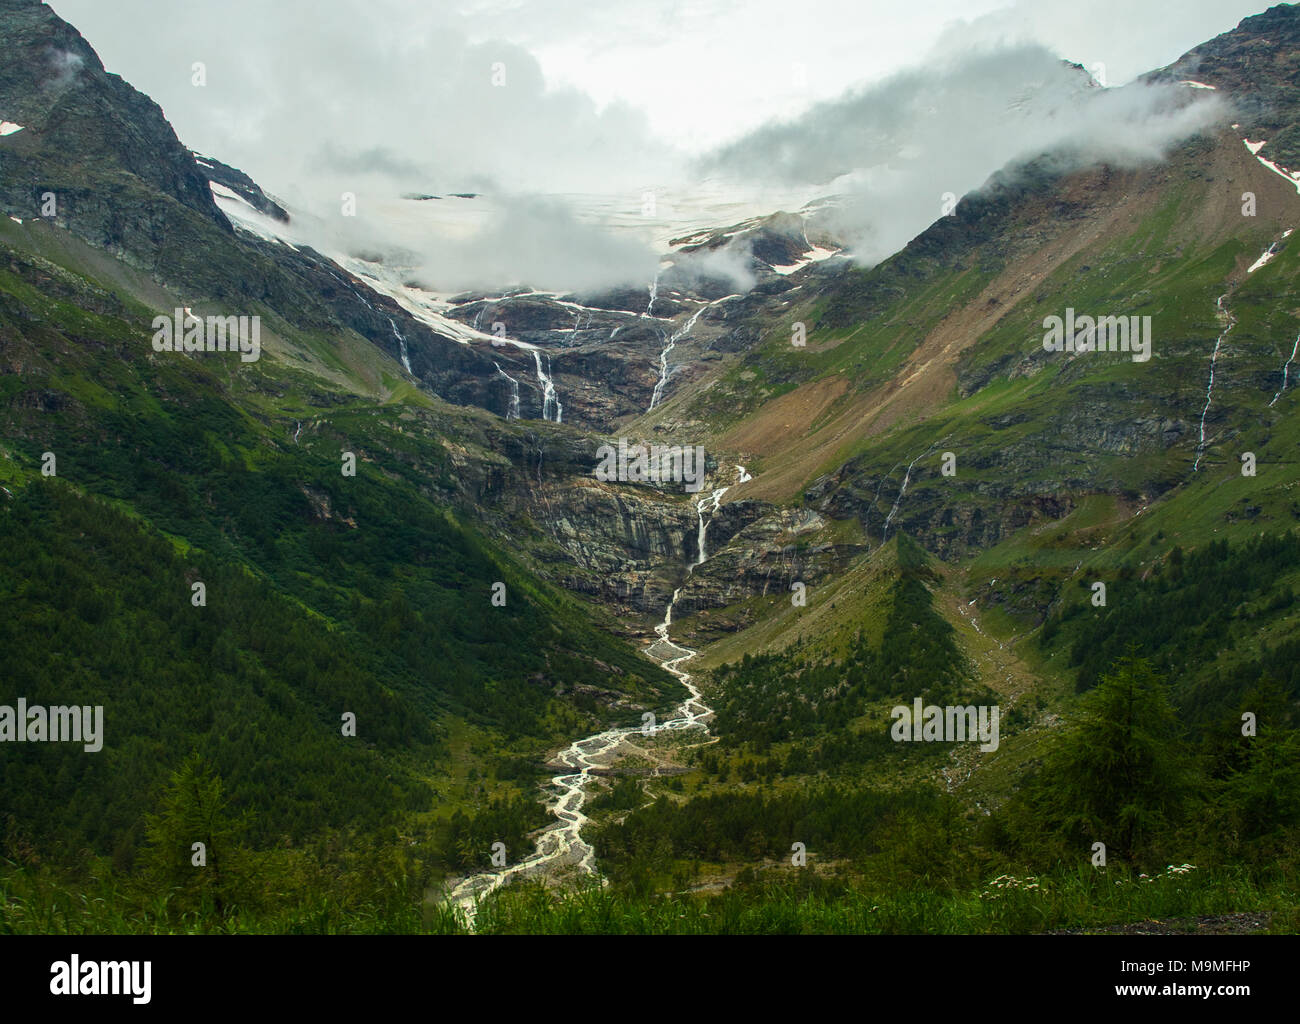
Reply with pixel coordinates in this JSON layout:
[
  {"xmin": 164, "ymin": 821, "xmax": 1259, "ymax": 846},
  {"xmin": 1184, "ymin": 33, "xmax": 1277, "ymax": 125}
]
[
  {"xmin": 771, "ymin": 245, "xmax": 839, "ymax": 275},
  {"xmin": 1248, "ymin": 250, "xmax": 1278, "ymax": 274},
  {"xmin": 1256, "ymin": 155, "xmax": 1300, "ymax": 193},
  {"xmin": 1249, "ymin": 229, "xmax": 1294, "ymax": 274},
  {"xmin": 211, "ymin": 187, "xmax": 298, "ymax": 248},
  {"xmin": 1243, "ymin": 140, "xmax": 1300, "ymax": 194}
]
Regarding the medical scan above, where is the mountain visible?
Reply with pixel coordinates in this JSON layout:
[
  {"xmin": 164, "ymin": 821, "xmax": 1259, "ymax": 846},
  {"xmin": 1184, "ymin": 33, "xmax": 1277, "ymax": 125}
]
[
  {"xmin": 1147, "ymin": 3, "xmax": 1300, "ymax": 169},
  {"xmin": 1, "ymin": 0, "xmax": 1298, "ymax": 935},
  {"xmin": 0, "ymin": 0, "xmax": 686, "ymax": 923}
]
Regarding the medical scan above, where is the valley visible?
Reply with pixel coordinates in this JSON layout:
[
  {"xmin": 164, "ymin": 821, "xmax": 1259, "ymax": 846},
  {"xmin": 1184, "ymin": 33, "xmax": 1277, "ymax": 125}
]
[
  {"xmin": 0, "ymin": 0, "xmax": 1298, "ymax": 940},
  {"xmin": 447, "ymin": 471, "xmax": 740, "ymax": 927}
]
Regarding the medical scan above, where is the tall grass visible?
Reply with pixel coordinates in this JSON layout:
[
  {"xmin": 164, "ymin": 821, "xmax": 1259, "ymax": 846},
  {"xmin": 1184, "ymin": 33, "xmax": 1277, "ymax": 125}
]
[{"xmin": 4, "ymin": 862, "xmax": 1293, "ymax": 935}]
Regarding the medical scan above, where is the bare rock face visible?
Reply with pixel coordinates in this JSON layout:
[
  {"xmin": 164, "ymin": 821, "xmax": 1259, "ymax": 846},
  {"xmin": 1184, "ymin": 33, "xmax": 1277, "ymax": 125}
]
[
  {"xmin": 1146, "ymin": 3, "xmax": 1300, "ymax": 169},
  {"xmin": 425, "ymin": 413, "xmax": 854, "ymax": 623},
  {"xmin": 530, "ymin": 482, "xmax": 854, "ymax": 628},
  {"xmin": 0, "ymin": 0, "xmax": 226, "ymax": 247},
  {"xmin": 192, "ymin": 151, "xmax": 290, "ymax": 223}
]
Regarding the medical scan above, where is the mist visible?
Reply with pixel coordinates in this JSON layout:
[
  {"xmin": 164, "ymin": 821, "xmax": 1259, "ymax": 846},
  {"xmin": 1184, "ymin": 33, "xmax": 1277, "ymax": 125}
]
[
  {"xmin": 50, "ymin": 0, "xmax": 1244, "ymax": 290},
  {"xmin": 701, "ymin": 44, "xmax": 1228, "ymax": 267}
]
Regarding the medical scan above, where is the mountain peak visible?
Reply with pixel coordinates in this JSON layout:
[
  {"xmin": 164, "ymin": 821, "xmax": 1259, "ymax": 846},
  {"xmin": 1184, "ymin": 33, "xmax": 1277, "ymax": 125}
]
[
  {"xmin": 0, "ymin": 0, "xmax": 223, "ymax": 243},
  {"xmin": 1147, "ymin": 2, "xmax": 1300, "ymax": 165}
]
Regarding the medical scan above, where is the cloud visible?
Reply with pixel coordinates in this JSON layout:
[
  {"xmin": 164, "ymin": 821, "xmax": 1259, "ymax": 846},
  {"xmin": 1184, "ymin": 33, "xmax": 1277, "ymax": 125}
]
[
  {"xmin": 50, "ymin": 0, "xmax": 680, "ymax": 195},
  {"xmin": 700, "ymin": 44, "xmax": 1227, "ymax": 266},
  {"xmin": 45, "ymin": 0, "xmax": 1251, "ymax": 290},
  {"xmin": 402, "ymin": 195, "xmax": 662, "ymax": 295},
  {"xmin": 48, "ymin": 0, "xmax": 677, "ymax": 292},
  {"xmin": 45, "ymin": 48, "xmax": 87, "ymax": 92},
  {"xmin": 931, "ymin": 0, "xmax": 1270, "ymax": 86},
  {"xmin": 666, "ymin": 240, "xmax": 758, "ymax": 295}
]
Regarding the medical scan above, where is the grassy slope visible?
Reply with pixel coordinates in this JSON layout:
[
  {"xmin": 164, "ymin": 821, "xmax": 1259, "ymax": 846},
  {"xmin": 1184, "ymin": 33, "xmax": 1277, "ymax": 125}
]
[
  {"xmin": 555, "ymin": 128, "xmax": 1300, "ymax": 925},
  {"xmin": 0, "ymin": 225, "xmax": 684, "ymax": 886},
  {"xmin": 661, "ymin": 125, "xmax": 1300, "ymax": 676}
]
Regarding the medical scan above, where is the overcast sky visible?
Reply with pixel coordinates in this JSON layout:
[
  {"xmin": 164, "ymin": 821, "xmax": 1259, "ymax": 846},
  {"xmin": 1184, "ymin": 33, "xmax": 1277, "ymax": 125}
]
[
  {"xmin": 45, "ymin": 0, "xmax": 1277, "ymax": 291},
  {"xmin": 50, "ymin": 0, "xmax": 1271, "ymax": 154}
]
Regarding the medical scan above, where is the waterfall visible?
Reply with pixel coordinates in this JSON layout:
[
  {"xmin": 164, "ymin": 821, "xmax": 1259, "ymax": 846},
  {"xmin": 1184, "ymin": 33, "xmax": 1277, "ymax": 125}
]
[
  {"xmin": 643, "ymin": 271, "xmax": 660, "ymax": 318},
  {"xmin": 532, "ymin": 350, "xmax": 562, "ymax": 422},
  {"xmin": 882, "ymin": 437, "xmax": 949, "ymax": 543},
  {"xmin": 695, "ymin": 487, "xmax": 729, "ymax": 565},
  {"xmin": 444, "ymin": 464, "xmax": 752, "ymax": 930},
  {"xmin": 649, "ymin": 304, "xmax": 707, "ymax": 412},
  {"xmin": 1194, "ymin": 235, "xmax": 1286, "ymax": 469},
  {"xmin": 494, "ymin": 362, "xmax": 521, "ymax": 420},
  {"xmin": 1193, "ymin": 294, "xmax": 1235, "ymax": 472},
  {"xmin": 387, "ymin": 317, "xmax": 412, "ymax": 374},
  {"xmin": 1269, "ymin": 329, "xmax": 1300, "ymax": 408},
  {"xmin": 656, "ymin": 587, "xmax": 683, "ymax": 639}
]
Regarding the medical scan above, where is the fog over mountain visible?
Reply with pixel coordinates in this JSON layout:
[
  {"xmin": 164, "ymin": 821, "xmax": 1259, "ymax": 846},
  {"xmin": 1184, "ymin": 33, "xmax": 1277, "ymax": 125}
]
[
  {"xmin": 702, "ymin": 46, "xmax": 1228, "ymax": 265},
  {"xmin": 46, "ymin": 0, "xmax": 1251, "ymax": 292}
]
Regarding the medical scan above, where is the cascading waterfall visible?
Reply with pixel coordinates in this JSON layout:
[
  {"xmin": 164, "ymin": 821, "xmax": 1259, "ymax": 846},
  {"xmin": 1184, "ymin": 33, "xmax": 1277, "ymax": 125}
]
[
  {"xmin": 649, "ymin": 304, "xmax": 707, "ymax": 412},
  {"xmin": 445, "ymin": 466, "xmax": 748, "ymax": 929},
  {"xmin": 1193, "ymin": 294, "xmax": 1235, "ymax": 472},
  {"xmin": 643, "ymin": 272, "xmax": 660, "ymax": 318},
  {"xmin": 863, "ymin": 466, "xmax": 898, "ymax": 548},
  {"xmin": 1195, "ymin": 234, "xmax": 1287, "ymax": 468},
  {"xmin": 882, "ymin": 438, "xmax": 949, "ymax": 542},
  {"xmin": 532, "ymin": 350, "xmax": 562, "ymax": 422},
  {"xmin": 387, "ymin": 317, "xmax": 412, "ymax": 374},
  {"xmin": 658, "ymin": 588, "xmax": 682, "ymax": 633},
  {"xmin": 317, "ymin": 259, "xmax": 415, "ymax": 375},
  {"xmin": 1269, "ymin": 329, "xmax": 1300, "ymax": 408},
  {"xmin": 695, "ymin": 486, "xmax": 729, "ymax": 564},
  {"xmin": 881, "ymin": 462, "xmax": 919, "ymax": 543},
  {"xmin": 493, "ymin": 362, "xmax": 521, "ymax": 420}
]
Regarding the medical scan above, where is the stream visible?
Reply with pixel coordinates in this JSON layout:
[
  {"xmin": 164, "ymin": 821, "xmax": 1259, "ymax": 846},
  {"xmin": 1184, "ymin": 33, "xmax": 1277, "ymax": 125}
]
[{"xmin": 445, "ymin": 471, "xmax": 743, "ymax": 928}]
